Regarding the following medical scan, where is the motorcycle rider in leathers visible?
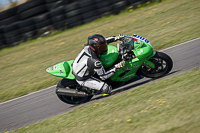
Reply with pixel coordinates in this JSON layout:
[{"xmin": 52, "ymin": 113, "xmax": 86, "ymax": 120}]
[{"xmin": 72, "ymin": 34, "xmax": 125, "ymax": 94}]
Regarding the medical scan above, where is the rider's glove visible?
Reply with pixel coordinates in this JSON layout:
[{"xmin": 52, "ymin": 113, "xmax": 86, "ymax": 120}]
[
  {"xmin": 114, "ymin": 36, "xmax": 120, "ymax": 41},
  {"xmin": 115, "ymin": 34, "xmax": 124, "ymax": 41},
  {"xmin": 115, "ymin": 60, "xmax": 126, "ymax": 70},
  {"xmin": 119, "ymin": 34, "xmax": 124, "ymax": 40},
  {"xmin": 119, "ymin": 34, "xmax": 124, "ymax": 38}
]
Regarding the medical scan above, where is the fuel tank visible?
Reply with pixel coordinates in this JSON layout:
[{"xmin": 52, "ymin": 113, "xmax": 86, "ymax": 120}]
[{"xmin": 100, "ymin": 45, "xmax": 119, "ymax": 68}]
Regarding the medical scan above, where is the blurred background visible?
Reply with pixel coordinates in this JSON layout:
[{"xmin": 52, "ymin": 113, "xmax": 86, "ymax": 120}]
[
  {"xmin": 0, "ymin": 0, "xmax": 199, "ymax": 104},
  {"xmin": 0, "ymin": 0, "xmax": 153, "ymax": 49},
  {"xmin": 0, "ymin": 0, "xmax": 199, "ymax": 132},
  {"xmin": 0, "ymin": 0, "xmax": 27, "ymax": 11}
]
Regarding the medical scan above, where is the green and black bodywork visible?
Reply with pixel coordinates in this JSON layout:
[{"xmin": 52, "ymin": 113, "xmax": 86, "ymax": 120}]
[
  {"xmin": 46, "ymin": 35, "xmax": 173, "ymax": 104},
  {"xmin": 47, "ymin": 37, "xmax": 156, "ymax": 82}
]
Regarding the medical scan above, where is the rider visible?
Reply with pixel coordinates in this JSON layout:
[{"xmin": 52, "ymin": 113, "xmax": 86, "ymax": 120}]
[{"xmin": 72, "ymin": 34, "xmax": 125, "ymax": 94}]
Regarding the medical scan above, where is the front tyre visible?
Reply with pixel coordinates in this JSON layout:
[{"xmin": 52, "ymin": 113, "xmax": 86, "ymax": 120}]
[
  {"xmin": 56, "ymin": 79, "xmax": 93, "ymax": 105},
  {"xmin": 139, "ymin": 52, "xmax": 173, "ymax": 78}
]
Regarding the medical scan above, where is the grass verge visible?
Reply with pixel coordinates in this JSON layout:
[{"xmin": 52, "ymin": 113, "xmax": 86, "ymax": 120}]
[
  {"xmin": 9, "ymin": 68, "xmax": 200, "ymax": 133},
  {"xmin": 0, "ymin": 0, "xmax": 200, "ymax": 102}
]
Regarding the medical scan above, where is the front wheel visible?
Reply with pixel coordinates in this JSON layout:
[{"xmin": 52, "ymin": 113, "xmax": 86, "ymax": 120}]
[
  {"xmin": 56, "ymin": 79, "xmax": 93, "ymax": 105},
  {"xmin": 139, "ymin": 52, "xmax": 173, "ymax": 78}
]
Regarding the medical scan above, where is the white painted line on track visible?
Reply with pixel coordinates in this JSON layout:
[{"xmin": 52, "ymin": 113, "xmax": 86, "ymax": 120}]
[
  {"xmin": 0, "ymin": 85, "xmax": 56, "ymax": 105},
  {"xmin": 160, "ymin": 37, "xmax": 200, "ymax": 52},
  {"xmin": 0, "ymin": 37, "xmax": 200, "ymax": 105}
]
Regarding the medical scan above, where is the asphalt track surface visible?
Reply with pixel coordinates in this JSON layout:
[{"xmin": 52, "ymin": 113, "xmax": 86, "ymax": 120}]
[{"xmin": 0, "ymin": 38, "xmax": 200, "ymax": 132}]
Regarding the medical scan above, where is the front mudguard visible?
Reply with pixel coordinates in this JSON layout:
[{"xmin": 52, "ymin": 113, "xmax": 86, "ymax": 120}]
[
  {"xmin": 136, "ymin": 50, "xmax": 156, "ymax": 75},
  {"xmin": 143, "ymin": 50, "xmax": 157, "ymax": 68}
]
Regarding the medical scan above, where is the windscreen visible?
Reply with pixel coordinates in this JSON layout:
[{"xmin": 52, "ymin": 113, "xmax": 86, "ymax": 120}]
[{"xmin": 123, "ymin": 36, "xmax": 134, "ymax": 50}]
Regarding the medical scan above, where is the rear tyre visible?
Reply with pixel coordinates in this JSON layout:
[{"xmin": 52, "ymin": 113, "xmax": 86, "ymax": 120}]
[
  {"xmin": 139, "ymin": 52, "xmax": 173, "ymax": 78},
  {"xmin": 56, "ymin": 79, "xmax": 93, "ymax": 105}
]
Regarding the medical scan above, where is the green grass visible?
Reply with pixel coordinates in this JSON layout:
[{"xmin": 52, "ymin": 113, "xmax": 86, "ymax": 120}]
[
  {"xmin": 9, "ymin": 69, "xmax": 200, "ymax": 133},
  {"xmin": 0, "ymin": 0, "xmax": 200, "ymax": 102}
]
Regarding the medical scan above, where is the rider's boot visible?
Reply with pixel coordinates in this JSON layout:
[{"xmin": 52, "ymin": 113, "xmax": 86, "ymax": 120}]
[{"xmin": 101, "ymin": 85, "xmax": 112, "ymax": 96}]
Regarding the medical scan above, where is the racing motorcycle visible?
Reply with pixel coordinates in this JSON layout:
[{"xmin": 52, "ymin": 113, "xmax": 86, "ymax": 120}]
[{"xmin": 46, "ymin": 35, "xmax": 173, "ymax": 104}]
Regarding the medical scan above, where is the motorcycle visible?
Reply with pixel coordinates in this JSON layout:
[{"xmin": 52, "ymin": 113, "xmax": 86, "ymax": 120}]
[{"xmin": 46, "ymin": 35, "xmax": 173, "ymax": 104}]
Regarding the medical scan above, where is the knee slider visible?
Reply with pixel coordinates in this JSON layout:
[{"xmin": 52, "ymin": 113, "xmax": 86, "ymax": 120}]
[{"xmin": 101, "ymin": 83, "xmax": 112, "ymax": 94}]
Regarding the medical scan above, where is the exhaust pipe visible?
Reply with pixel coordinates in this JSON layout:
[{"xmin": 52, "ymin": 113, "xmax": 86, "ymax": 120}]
[{"xmin": 56, "ymin": 87, "xmax": 89, "ymax": 97}]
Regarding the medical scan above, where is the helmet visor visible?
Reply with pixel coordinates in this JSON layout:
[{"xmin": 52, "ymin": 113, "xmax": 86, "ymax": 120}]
[
  {"xmin": 97, "ymin": 42, "xmax": 107, "ymax": 55},
  {"xmin": 99, "ymin": 42, "xmax": 107, "ymax": 51}
]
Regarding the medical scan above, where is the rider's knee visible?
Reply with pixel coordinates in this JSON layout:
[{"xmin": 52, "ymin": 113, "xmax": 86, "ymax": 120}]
[{"xmin": 100, "ymin": 83, "xmax": 112, "ymax": 94}]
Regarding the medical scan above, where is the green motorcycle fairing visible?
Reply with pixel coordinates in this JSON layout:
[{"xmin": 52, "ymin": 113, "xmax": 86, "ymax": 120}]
[
  {"xmin": 46, "ymin": 39, "xmax": 156, "ymax": 82},
  {"xmin": 100, "ymin": 45, "xmax": 119, "ymax": 68},
  {"xmin": 46, "ymin": 60, "xmax": 75, "ymax": 79},
  {"xmin": 100, "ymin": 38, "xmax": 155, "ymax": 82}
]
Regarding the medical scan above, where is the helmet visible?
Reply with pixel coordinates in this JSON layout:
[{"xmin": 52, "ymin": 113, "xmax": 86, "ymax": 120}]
[{"xmin": 88, "ymin": 34, "xmax": 107, "ymax": 55}]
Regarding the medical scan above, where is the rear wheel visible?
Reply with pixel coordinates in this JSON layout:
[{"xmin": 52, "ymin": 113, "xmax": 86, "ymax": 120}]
[
  {"xmin": 139, "ymin": 52, "xmax": 173, "ymax": 78},
  {"xmin": 56, "ymin": 79, "xmax": 93, "ymax": 105}
]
